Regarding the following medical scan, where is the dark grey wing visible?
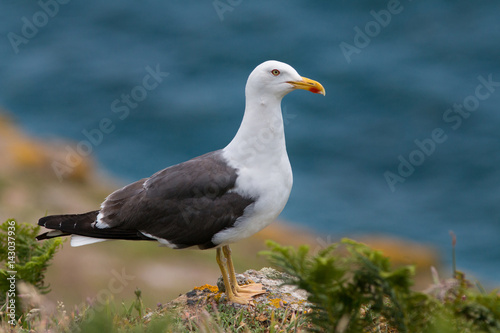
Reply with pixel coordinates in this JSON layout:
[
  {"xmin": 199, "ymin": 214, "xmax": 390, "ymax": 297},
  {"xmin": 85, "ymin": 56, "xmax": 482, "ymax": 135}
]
[{"xmin": 97, "ymin": 150, "xmax": 254, "ymax": 249}]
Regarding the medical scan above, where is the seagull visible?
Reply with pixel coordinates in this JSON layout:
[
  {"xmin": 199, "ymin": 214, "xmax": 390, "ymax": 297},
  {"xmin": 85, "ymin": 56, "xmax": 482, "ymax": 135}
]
[{"xmin": 36, "ymin": 60, "xmax": 325, "ymax": 304}]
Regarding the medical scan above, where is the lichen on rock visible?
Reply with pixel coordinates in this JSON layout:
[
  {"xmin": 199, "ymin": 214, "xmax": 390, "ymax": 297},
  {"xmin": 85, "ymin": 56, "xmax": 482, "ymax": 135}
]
[{"xmin": 163, "ymin": 267, "xmax": 310, "ymax": 313}]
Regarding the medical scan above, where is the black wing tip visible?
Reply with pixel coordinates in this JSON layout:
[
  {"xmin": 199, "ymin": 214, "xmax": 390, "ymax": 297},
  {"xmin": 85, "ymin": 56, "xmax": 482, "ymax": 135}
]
[
  {"xmin": 38, "ymin": 216, "xmax": 48, "ymax": 227},
  {"xmin": 36, "ymin": 230, "xmax": 71, "ymax": 241},
  {"xmin": 36, "ymin": 216, "xmax": 52, "ymax": 240},
  {"xmin": 35, "ymin": 232, "xmax": 49, "ymax": 241}
]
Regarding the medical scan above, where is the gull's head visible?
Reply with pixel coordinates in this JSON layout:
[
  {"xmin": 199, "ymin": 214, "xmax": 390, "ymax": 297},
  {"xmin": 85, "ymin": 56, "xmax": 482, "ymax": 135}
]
[{"xmin": 246, "ymin": 60, "xmax": 326, "ymax": 100}]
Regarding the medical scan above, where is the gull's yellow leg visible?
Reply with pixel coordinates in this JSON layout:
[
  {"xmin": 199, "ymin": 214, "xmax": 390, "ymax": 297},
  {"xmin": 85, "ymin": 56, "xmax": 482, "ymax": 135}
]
[
  {"xmin": 222, "ymin": 245, "xmax": 265, "ymax": 296},
  {"xmin": 216, "ymin": 247, "xmax": 250, "ymax": 304}
]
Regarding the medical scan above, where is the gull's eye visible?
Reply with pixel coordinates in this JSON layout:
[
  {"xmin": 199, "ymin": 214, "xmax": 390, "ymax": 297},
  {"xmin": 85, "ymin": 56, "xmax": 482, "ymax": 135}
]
[{"xmin": 271, "ymin": 69, "xmax": 280, "ymax": 76}]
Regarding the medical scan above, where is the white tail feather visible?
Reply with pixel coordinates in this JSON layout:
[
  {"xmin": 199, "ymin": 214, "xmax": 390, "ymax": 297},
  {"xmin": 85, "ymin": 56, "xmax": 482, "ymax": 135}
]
[
  {"xmin": 47, "ymin": 230, "xmax": 65, "ymax": 237},
  {"xmin": 71, "ymin": 235, "xmax": 108, "ymax": 247}
]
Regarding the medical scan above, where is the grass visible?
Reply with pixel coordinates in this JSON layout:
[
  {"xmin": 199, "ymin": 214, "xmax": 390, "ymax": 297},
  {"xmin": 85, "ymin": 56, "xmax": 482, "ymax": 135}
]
[{"xmin": 1, "ymin": 289, "xmax": 311, "ymax": 332}]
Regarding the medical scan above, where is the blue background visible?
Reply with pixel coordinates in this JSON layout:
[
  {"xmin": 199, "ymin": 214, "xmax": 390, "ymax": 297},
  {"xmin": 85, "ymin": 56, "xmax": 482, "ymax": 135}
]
[{"xmin": 1, "ymin": 0, "xmax": 499, "ymax": 283}]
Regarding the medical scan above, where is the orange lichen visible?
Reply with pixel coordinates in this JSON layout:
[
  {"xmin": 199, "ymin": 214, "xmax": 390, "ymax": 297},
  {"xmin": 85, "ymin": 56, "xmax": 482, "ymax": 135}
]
[
  {"xmin": 193, "ymin": 284, "xmax": 219, "ymax": 293},
  {"xmin": 269, "ymin": 298, "xmax": 286, "ymax": 308}
]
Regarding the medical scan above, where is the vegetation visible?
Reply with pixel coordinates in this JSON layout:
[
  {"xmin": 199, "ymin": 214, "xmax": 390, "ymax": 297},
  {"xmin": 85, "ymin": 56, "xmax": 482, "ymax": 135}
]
[
  {"xmin": 1, "ymin": 219, "xmax": 499, "ymax": 332},
  {"xmin": 264, "ymin": 239, "xmax": 500, "ymax": 332},
  {"xmin": 0, "ymin": 219, "xmax": 63, "ymax": 318}
]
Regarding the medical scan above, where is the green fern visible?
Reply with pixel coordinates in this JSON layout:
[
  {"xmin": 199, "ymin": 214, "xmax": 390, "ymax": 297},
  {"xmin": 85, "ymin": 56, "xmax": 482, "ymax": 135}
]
[{"xmin": 0, "ymin": 219, "xmax": 63, "ymax": 318}]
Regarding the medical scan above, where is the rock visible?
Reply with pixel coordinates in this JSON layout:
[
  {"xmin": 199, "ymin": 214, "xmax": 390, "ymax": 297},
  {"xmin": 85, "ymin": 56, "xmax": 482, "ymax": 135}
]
[{"xmin": 162, "ymin": 267, "xmax": 310, "ymax": 314}]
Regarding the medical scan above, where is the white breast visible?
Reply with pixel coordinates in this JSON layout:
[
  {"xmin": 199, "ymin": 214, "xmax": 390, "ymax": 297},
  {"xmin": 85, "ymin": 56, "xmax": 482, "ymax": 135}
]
[{"xmin": 211, "ymin": 148, "xmax": 292, "ymax": 245}]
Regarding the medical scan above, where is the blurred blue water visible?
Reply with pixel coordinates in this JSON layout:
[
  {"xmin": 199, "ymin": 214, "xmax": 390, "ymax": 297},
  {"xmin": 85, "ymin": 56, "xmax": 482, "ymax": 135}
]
[{"xmin": 1, "ymin": 0, "xmax": 499, "ymax": 283}]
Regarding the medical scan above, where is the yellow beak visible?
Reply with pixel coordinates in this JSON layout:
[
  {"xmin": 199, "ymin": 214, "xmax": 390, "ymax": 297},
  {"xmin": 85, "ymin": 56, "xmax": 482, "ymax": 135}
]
[{"xmin": 287, "ymin": 76, "xmax": 326, "ymax": 96}]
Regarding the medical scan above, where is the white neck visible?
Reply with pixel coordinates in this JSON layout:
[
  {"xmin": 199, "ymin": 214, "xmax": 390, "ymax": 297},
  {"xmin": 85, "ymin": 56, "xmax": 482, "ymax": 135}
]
[{"xmin": 223, "ymin": 92, "xmax": 288, "ymax": 168}]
